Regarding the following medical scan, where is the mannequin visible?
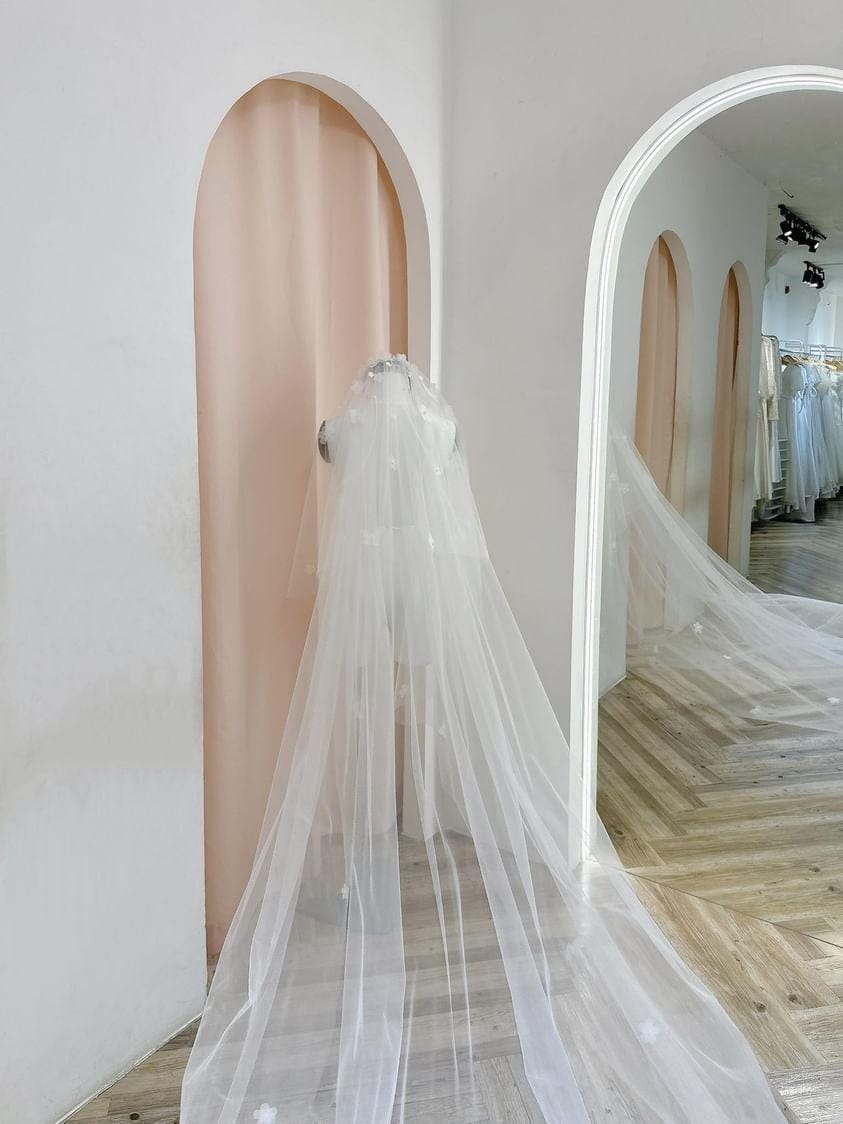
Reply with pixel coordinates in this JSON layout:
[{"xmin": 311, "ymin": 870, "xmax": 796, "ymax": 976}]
[
  {"xmin": 181, "ymin": 356, "xmax": 784, "ymax": 1124},
  {"xmin": 317, "ymin": 354, "xmax": 457, "ymax": 839},
  {"xmin": 319, "ymin": 354, "xmax": 456, "ymax": 463}
]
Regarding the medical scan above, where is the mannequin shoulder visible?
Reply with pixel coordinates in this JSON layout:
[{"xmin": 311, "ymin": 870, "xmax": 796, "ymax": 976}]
[{"xmin": 318, "ymin": 416, "xmax": 344, "ymax": 462}]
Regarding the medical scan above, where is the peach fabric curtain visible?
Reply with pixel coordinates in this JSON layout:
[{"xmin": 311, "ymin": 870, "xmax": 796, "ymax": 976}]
[
  {"xmin": 708, "ymin": 270, "xmax": 741, "ymax": 560},
  {"xmin": 634, "ymin": 236, "xmax": 679, "ymax": 498},
  {"xmin": 194, "ymin": 79, "xmax": 407, "ymax": 953}
]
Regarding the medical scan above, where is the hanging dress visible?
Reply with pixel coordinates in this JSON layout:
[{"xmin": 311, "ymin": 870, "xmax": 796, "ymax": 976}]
[
  {"xmin": 817, "ymin": 371, "xmax": 843, "ymax": 491},
  {"xmin": 806, "ymin": 363, "xmax": 837, "ymax": 498},
  {"xmin": 754, "ymin": 335, "xmax": 781, "ymax": 502},
  {"xmin": 781, "ymin": 359, "xmax": 809, "ymax": 514}
]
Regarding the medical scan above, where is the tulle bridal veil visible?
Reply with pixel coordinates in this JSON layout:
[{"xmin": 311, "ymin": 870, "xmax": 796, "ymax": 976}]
[
  {"xmin": 603, "ymin": 433, "xmax": 843, "ymax": 741},
  {"xmin": 180, "ymin": 356, "xmax": 785, "ymax": 1123}
]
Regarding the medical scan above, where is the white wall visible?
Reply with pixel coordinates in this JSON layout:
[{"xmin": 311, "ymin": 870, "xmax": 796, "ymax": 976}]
[
  {"xmin": 0, "ymin": 4, "xmax": 449, "ymax": 1122},
  {"xmin": 597, "ymin": 131, "xmax": 768, "ymax": 692},
  {"xmin": 10, "ymin": 4, "xmax": 843, "ymax": 1120},
  {"xmin": 811, "ymin": 291, "xmax": 840, "ymax": 345},
  {"xmin": 762, "ymin": 264, "xmax": 823, "ymax": 342},
  {"xmin": 445, "ymin": 1, "xmax": 843, "ymax": 727},
  {"xmin": 762, "ymin": 266, "xmax": 843, "ymax": 349}
]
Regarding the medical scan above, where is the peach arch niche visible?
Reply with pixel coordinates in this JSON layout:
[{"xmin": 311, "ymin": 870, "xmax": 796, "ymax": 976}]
[
  {"xmin": 708, "ymin": 261, "xmax": 753, "ymax": 565},
  {"xmin": 193, "ymin": 74, "xmax": 432, "ymax": 952},
  {"xmin": 633, "ymin": 230, "xmax": 693, "ymax": 513}
]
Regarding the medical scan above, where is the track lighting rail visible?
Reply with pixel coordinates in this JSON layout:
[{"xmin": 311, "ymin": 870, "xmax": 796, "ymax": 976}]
[{"xmin": 777, "ymin": 204, "xmax": 826, "ymax": 253}]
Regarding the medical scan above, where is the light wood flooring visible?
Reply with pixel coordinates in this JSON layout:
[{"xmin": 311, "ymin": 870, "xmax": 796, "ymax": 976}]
[
  {"xmin": 598, "ymin": 495, "xmax": 843, "ymax": 1122},
  {"xmin": 749, "ymin": 498, "xmax": 843, "ymax": 604},
  {"xmin": 66, "ymin": 502, "xmax": 843, "ymax": 1124}
]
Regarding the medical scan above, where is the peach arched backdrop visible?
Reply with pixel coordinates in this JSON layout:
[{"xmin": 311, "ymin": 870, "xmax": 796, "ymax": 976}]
[
  {"xmin": 708, "ymin": 267, "xmax": 742, "ymax": 560},
  {"xmin": 194, "ymin": 78, "xmax": 408, "ymax": 952},
  {"xmin": 634, "ymin": 235, "xmax": 680, "ymax": 499}
]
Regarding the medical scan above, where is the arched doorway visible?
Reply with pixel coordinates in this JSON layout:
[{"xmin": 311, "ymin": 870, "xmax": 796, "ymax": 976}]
[
  {"xmin": 194, "ymin": 76, "xmax": 426, "ymax": 953},
  {"xmin": 572, "ymin": 66, "xmax": 843, "ymax": 846},
  {"xmin": 708, "ymin": 264, "xmax": 750, "ymax": 560},
  {"xmin": 582, "ymin": 79, "xmax": 843, "ymax": 1112},
  {"xmin": 634, "ymin": 234, "xmax": 683, "ymax": 503}
]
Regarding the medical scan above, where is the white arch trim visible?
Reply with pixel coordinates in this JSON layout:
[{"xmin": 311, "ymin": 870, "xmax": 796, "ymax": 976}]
[{"xmin": 571, "ymin": 65, "xmax": 843, "ymax": 856}]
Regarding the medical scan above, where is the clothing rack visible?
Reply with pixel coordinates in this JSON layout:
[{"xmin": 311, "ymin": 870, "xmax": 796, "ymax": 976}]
[
  {"xmin": 760, "ymin": 336, "xmax": 843, "ymax": 524},
  {"xmin": 779, "ymin": 339, "xmax": 843, "ymax": 361},
  {"xmin": 756, "ymin": 435, "xmax": 788, "ymax": 521},
  {"xmin": 778, "ymin": 338, "xmax": 806, "ymax": 354}
]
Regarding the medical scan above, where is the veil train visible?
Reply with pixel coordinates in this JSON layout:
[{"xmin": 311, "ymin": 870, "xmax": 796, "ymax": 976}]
[{"xmin": 180, "ymin": 357, "xmax": 812, "ymax": 1123}]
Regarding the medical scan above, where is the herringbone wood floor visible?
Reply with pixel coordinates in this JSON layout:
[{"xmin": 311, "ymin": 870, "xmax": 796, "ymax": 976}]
[
  {"xmin": 66, "ymin": 501, "xmax": 843, "ymax": 1123},
  {"xmin": 598, "ymin": 496, "xmax": 843, "ymax": 1122}
]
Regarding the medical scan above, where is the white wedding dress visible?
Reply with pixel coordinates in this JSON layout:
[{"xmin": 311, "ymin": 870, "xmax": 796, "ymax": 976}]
[{"xmin": 181, "ymin": 356, "xmax": 789, "ymax": 1123}]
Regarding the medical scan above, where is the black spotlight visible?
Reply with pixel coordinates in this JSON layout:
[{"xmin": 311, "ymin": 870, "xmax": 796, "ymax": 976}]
[
  {"xmin": 779, "ymin": 204, "xmax": 825, "ymax": 252},
  {"xmin": 802, "ymin": 262, "xmax": 825, "ymax": 289}
]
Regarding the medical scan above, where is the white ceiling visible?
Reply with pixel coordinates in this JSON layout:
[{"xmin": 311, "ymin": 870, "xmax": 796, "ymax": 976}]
[{"xmin": 701, "ymin": 90, "xmax": 843, "ymax": 288}]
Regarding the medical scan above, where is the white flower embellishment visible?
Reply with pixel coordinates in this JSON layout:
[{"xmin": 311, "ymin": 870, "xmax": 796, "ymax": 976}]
[
  {"xmin": 637, "ymin": 1019, "xmax": 662, "ymax": 1046},
  {"xmin": 428, "ymin": 534, "xmax": 436, "ymax": 551},
  {"xmin": 750, "ymin": 705, "xmax": 763, "ymax": 716},
  {"xmin": 389, "ymin": 455, "xmax": 398, "ymax": 470},
  {"xmin": 828, "ymin": 697, "xmax": 841, "ymax": 705},
  {"xmin": 340, "ymin": 883, "xmax": 349, "ymax": 900},
  {"xmin": 691, "ymin": 621, "xmax": 704, "ymax": 635},
  {"xmin": 418, "ymin": 404, "xmax": 430, "ymax": 420},
  {"xmin": 253, "ymin": 1105, "xmax": 278, "ymax": 1124},
  {"xmin": 619, "ymin": 482, "xmax": 630, "ymax": 495}
]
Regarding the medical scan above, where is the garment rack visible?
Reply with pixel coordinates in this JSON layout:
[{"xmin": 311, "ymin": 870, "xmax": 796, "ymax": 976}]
[
  {"xmin": 778, "ymin": 339, "xmax": 843, "ymax": 360},
  {"xmin": 778, "ymin": 338, "xmax": 806, "ymax": 353}
]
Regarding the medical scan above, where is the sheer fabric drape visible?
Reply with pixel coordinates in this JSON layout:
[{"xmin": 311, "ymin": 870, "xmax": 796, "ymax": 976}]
[
  {"xmin": 606, "ymin": 432, "xmax": 843, "ymax": 740},
  {"xmin": 634, "ymin": 236, "xmax": 680, "ymax": 500},
  {"xmin": 194, "ymin": 78, "xmax": 407, "ymax": 953},
  {"xmin": 181, "ymin": 360, "xmax": 786, "ymax": 1124}
]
